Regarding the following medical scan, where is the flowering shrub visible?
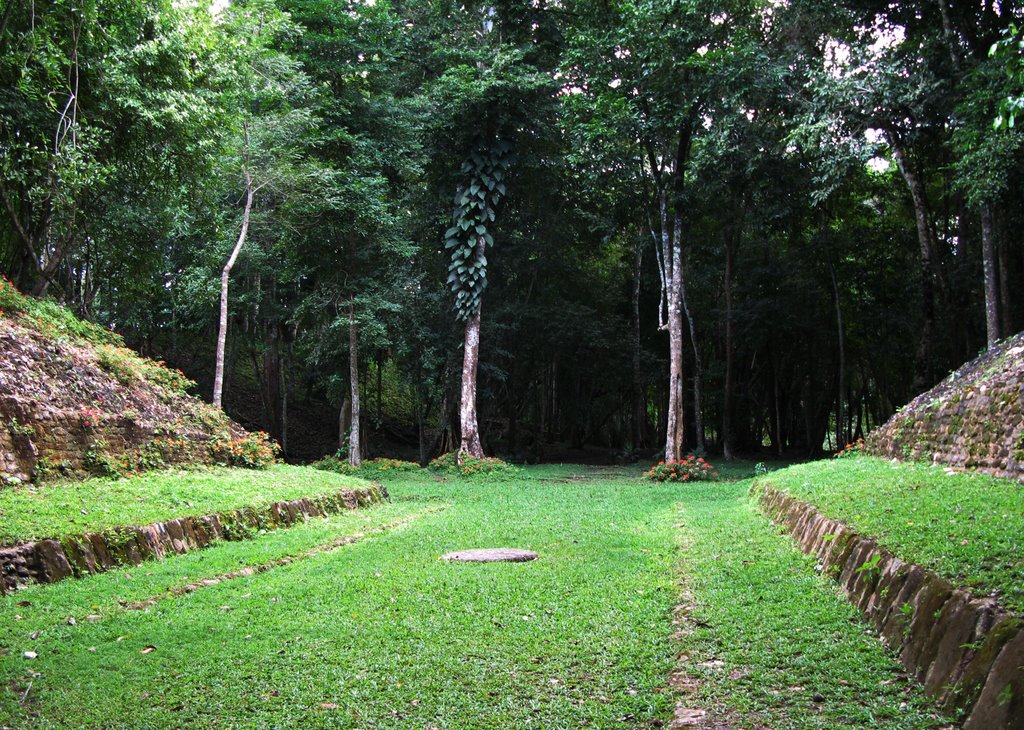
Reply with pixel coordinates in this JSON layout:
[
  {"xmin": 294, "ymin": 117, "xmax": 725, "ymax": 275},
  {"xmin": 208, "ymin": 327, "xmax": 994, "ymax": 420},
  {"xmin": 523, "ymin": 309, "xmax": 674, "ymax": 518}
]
[
  {"xmin": 835, "ymin": 438, "xmax": 865, "ymax": 459},
  {"xmin": 428, "ymin": 451, "xmax": 520, "ymax": 479},
  {"xmin": 210, "ymin": 431, "xmax": 279, "ymax": 469},
  {"xmin": 644, "ymin": 456, "xmax": 719, "ymax": 482},
  {"xmin": 80, "ymin": 406, "xmax": 107, "ymax": 429}
]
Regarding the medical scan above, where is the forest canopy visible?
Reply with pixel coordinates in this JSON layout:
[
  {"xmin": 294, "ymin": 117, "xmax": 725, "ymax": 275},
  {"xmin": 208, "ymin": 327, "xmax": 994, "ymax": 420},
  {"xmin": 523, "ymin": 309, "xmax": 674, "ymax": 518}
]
[{"xmin": 2, "ymin": 0, "xmax": 1022, "ymax": 464}]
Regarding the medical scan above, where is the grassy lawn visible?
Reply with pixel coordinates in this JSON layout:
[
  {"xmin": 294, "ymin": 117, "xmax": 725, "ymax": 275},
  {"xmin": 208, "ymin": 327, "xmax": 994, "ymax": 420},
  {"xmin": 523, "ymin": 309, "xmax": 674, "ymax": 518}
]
[
  {"xmin": 754, "ymin": 455, "xmax": 1024, "ymax": 613},
  {"xmin": 0, "ymin": 465, "xmax": 952, "ymax": 728},
  {"xmin": 0, "ymin": 465, "xmax": 370, "ymax": 543}
]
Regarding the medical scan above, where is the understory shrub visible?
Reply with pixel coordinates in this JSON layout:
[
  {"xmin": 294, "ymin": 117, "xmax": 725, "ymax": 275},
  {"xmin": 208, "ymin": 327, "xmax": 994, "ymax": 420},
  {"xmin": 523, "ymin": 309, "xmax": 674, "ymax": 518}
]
[
  {"xmin": 0, "ymin": 276, "xmax": 122, "ymax": 346},
  {"xmin": 644, "ymin": 456, "xmax": 718, "ymax": 482},
  {"xmin": 428, "ymin": 451, "xmax": 520, "ymax": 479},
  {"xmin": 312, "ymin": 456, "xmax": 422, "ymax": 477},
  {"xmin": 96, "ymin": 344, "xmax": 195, "ymax": 395},
  {"xmin": 210, "ymin": 431, "xmax": 279, "ymax": 469}
]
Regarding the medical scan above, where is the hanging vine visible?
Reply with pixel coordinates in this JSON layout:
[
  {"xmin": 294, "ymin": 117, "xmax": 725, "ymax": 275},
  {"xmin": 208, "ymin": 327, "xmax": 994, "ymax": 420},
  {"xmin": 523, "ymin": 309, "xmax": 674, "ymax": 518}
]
[{"xmin": 444, "ymin": 136, "xmax": 514, "ymax": 320}]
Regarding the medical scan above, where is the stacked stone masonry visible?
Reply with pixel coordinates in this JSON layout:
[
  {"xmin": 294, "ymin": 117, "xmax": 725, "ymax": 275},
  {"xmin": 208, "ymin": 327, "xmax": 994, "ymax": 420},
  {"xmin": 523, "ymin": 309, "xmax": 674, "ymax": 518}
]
[
  {"xmin": 757, "ymin": 485, "xmax": 1022, "ymax": 729},
  {"xmin": 0, "ymin": 318, "xmax": 244, "ymax": 484},
  {"xmin": 0, "ymin": 485, "xmax": 386, "ymax": 593},
  {"xmin": 0, "ymin": 394, "xmax": 213, "ymax": 483},
  {"xmin": 866, "ymin": 334, "xmax": 1024, "ymax": 481}
]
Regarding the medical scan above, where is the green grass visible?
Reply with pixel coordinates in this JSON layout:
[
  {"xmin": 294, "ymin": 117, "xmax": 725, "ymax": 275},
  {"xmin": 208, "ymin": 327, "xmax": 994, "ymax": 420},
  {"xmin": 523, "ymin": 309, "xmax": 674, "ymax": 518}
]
[
  {"xmin": 676, "ymin": 479, "xmax": 948, "ymax": 728},
  {"xmin": 0, "ymin": 465, "xmax": 371, "ymax": 543},
  {"xmin": 0, "ymin": 466, "xmax": 953, "ymax": 728},
  {"xmin": 754, "ymin": 455, "xmax": 1024, "ymax": 613}
]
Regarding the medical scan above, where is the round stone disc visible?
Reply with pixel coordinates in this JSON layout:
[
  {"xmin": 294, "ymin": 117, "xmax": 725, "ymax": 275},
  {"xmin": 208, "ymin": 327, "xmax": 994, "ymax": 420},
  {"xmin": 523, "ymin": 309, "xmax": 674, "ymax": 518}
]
[{"xmin": 441, "ymin": 548, "xmax": 538, "ymax": 563}]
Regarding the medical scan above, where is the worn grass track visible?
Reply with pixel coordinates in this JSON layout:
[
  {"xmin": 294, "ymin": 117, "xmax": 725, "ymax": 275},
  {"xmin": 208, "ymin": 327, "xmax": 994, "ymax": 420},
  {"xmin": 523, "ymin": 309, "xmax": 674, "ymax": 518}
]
[{"xmin": 0, "ymin": 466, "xmax": 953, "ymax": 729}]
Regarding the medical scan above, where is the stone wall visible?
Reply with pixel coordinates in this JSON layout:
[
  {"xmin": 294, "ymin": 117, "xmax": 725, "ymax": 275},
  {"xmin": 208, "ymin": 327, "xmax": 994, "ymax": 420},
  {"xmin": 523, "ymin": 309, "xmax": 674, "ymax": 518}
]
[
  {"xmin": 756, "ymin": 484, "xmax": 1022, "ymax": 728},
  {"xmin": 1, "ymin": 393, "xmax": 212, "ymax": 484},
  {"xmin": 866, "ymin": 333, "xmax": 1024, "ymax": 481},
  {"xmin": 0, "ymin": 484, "xmax": 386, "ymax": 593},
  {"xmin": 0, "ymin": 317, "xmax": 245, "ymax": 485}
]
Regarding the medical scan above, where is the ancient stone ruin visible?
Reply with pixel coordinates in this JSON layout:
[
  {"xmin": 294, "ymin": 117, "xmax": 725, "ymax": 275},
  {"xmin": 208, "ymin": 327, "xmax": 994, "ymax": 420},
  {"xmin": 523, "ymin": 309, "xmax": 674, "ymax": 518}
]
[{"xmin": 866, "ymin": 332, "xmax": 1024, "ymax": 481}]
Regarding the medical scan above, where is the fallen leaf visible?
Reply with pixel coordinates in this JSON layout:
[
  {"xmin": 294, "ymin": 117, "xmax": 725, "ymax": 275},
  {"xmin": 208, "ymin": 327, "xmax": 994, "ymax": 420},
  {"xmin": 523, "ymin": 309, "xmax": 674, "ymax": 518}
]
[
  {"xmin": 321, "ymin": 703, "xmax": 338, "ymax": 709},
  {"xmin": 16, "ymin": 601, "xmax": 31, "ymax": 607},
  {"xmin": 140, "ymin": 646, "xmax": 156, "ymax": 654}
]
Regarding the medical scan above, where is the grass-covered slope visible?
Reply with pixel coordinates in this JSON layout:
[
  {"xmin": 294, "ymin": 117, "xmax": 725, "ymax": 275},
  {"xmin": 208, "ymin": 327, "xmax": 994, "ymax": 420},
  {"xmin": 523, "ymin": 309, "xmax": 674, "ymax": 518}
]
[
  {"xmin": 0, "ymin": 277, "xmax": 260, "ymax": 483},
  {"xmin": 0, "ymin": 467, "xmax": 949, "ymax": 728},
  {"xmin": 0, "ymin": 464, "xmax": 371, "ymax": 544},
  {"xmin": 754, "ymin": 455, "xmax": 1024, "ymax": 614}
]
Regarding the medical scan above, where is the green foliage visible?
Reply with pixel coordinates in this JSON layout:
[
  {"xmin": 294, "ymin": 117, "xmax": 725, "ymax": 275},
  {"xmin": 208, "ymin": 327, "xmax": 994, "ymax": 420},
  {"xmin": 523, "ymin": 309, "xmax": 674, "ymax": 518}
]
[
  {"xmin": 209, "ymin": 431, "xmax": 280, "ymax": 470},
  {"xmin": 0, "ymin": 276, "xmax": 122, "ymax": 347},
  {"xmin": 95, "ymin": 345, "xmax": 195, "ymax": 395},
  {"xmin": 6, "ymin": 417, "xmax": 34, "ymax": 438},
  {"xmin": 428, "ymin": 451, "xmax": 520, "ymax": 479},
  {"xmin": 312, "ymin": 456, "xmax": 421, "ymax": 478},
  {"xmin": 992, "ymin": 24, "xmax": 1024, "ymax": 130},
  {"xmin": 643, "ymin": 456, "xmax": 719, "ymax": 483}
]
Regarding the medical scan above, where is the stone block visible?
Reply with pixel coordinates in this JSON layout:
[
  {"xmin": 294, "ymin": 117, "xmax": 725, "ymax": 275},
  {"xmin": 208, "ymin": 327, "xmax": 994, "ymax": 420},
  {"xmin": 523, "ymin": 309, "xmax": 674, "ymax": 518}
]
[{"xmin": 964, "ymin": 628, "xmax": 1024, "ymax": 729}]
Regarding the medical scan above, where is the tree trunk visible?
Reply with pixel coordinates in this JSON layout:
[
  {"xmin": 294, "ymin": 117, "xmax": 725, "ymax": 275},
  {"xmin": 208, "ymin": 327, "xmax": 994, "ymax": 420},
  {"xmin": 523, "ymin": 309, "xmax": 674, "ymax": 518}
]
[
  {"xmin": 263, "ymin": 321, "xmax": 281, "ymax": 443},
  {"xmin": 630, "ymin": 237, "xmax": 646, "ymax": 449},
  {"xmin": 981, "ymin": 205, "xmax": 1000, "ymax": 349},
  {"xmin": 348, "ymin": 302, "xmax": 362, "ymax": 467},
  {"xmin": 213, "ymin": 167, "xmax": 254, "ymax": 409},
  {"xmin": 459, "ymin": 306, "xmax": 485, "ymax": 459},
  {"xmin": 998, "ymin": 221, "xmax": 1013, "ymax": 336},
  {"xmin": 722, "ymin": 231, "xmax": 736, "ymax": 460},
  {"xmin": 338, "ymin": 396, "xmax": 351, "ymax": 452},
  {"xmin": 376, "ymin": 353, "xmax": 383, "ymax": 426},
  {"xmin": 679, "ymin": 257, "xmax": 704, "ymax": 454},
  {"xmin": 886, "ymin": 131, "xmax": 940, "ymax": 386},
  {"xmin": 665, "ymin": 263, "xmax": 685, "ymax": 461},
  {"xmin": 828, "ymin": 260, "xmax": 846, "ymax": 449}
]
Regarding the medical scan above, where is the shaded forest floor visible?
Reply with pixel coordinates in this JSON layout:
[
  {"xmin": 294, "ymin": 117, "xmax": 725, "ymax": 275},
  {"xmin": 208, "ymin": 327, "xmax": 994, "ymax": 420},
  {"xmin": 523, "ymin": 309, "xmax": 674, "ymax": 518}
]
[{"xmin": 0, "ymin": 465, "xmax": 953, "ymax": 728}]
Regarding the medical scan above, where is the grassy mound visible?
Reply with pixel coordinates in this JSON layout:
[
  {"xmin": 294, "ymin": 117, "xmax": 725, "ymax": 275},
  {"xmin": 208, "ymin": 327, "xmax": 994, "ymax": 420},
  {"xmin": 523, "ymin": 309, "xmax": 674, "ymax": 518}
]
[
  {"xmin": 0, "ymin": 464, "xmax": 370, "ymax": 543},
  {"xmin": 754, "ymin": 455, "xmax": 1024, "ymax": 613}
]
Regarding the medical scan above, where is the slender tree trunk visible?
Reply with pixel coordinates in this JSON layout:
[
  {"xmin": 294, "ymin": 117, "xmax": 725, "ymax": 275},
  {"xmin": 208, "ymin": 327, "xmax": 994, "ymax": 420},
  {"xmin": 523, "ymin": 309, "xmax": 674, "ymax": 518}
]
[
  {"xmin": 722, "ymin": 231, "xmax": 736, "ymax": 460},
  {"xmin": 886, "ymin": 131, "xmax": 940, "ymax": 386},
  {"xmin": 213, "ymin": 167, "xmax": 254, "ymax": 409},
  {"xmin": 981, "ymin": 205, "xmax": 1000, "ymax": 349},
  {"xmin": 630, "ymin": 237, "xmax": 646, "ymax": 449},
  {"xmin": 665, "ymin": 262, "xmax": 685, "ymax": 461},
  {"xmin": 376, "ymin": 353, "xmax": 383, "ymax": 426},
  {"xmin": 679, "ymin": 256, "xmax": 704, "ymax": 454},
  {"xmin": 828, "ymin": 260, "xmax": 846, "ymax": 449},
  {"xmin": 338, "ymin": 396, "xmax": 350, "ymax": 451},
  {"xmin": 348, "ymin": 302, "xmax": 362, "ymax": 466},
  {"xmin": 459, "ymin": 306, "xmax": 485, "ymax": 459},
  {"xmin": 998, "ymin": 223, "xmax": 1013, "ymax": 336},
  {"xmin": 263, "ymin": 320, "xmax": 281, "ymax": 442}
]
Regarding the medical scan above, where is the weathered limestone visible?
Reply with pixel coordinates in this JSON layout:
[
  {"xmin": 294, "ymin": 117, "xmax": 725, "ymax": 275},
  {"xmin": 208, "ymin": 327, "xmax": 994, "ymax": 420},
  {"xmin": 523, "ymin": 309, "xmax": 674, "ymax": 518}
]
[
  {"xmin": 756, "ymin": 484, "xmax": 1023, "ymax": 727},
  {"xmin": 0, "ymin": 484, "xmax": 387, "ymax": 593},
  {"xmin": 441, "ymin": 548, "xmax": 538, "ymax": 563},
  {"xmin": 865, "ymin": 335, "xmax": 1024, "ymax": 482}
]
